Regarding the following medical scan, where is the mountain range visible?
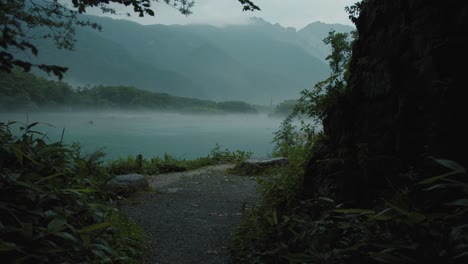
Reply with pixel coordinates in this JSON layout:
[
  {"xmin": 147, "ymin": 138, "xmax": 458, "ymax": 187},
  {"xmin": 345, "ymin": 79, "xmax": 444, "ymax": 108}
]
[{"xmin": 29, "ymin": 16, "xmax": 353, "ymax": 104}]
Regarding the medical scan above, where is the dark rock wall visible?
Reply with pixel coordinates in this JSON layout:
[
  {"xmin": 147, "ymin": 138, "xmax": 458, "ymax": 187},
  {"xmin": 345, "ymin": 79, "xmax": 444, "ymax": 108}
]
[{"xmin": 304, "ymin": 0, "xmax": 468, "ymax": 202}]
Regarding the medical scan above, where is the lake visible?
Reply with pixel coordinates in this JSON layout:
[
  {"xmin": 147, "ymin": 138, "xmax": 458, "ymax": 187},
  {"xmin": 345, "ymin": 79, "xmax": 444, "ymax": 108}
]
[{"xmin": 0, "ymin": 112, "xmax": 286, "ymax": 160}]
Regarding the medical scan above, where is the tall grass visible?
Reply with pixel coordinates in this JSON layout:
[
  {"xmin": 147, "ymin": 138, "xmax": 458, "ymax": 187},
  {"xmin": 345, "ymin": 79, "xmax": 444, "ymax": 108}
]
[{"xmin": 0, "ymin": 121, "xmax": 145, "ymax": 263}]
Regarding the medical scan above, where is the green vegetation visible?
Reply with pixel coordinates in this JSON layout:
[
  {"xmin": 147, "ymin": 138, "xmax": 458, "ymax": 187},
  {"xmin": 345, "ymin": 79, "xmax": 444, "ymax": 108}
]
[
  {"xmin": 106, "ymin": 144, "xmax": 252, "ymax": 176},
  {"xmin": 216, "ymin": 101, "xmax": 258, "ymax": 114},
  {"xmin": 231, "ymin": 154, "xmax": 468, "ymax": 263},
  {"xmin": 231, "ymin": 16, "xmax": 468, "ymax": 263},
  {"xmin": 293, "ymin": 29, "xmax": 353, "ymax": 123},
  {"xmin": 0, "ymin": 121, "xmax": 145, "ymax": 263},
  {"xmin": 0, "ymin": 71, "xmax": 258, "ymax": 114},
  {"xmin": 272, "ymin": 99, "xmax": 298, "ymax": 116},
  {"xmin": 0, "ymin": 118, "xmax": 253, "ymax": 263}
]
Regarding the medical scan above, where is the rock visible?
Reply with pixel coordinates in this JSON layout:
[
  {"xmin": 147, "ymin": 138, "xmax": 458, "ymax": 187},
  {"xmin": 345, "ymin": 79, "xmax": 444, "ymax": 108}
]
[
  {"xmin": 111, "ymin": 174, "xmax": 149, "ymax": 195},
  {"xmin": 304, "ymin": 0, "xmax": 468, "ymax": 204},
  {"xmin": 241, "ymin": 157, "xmax": 289, "ymax": 167},
  {"xmin": 234, "ymin": 157, "xmax": 288, "ymax": 175}
]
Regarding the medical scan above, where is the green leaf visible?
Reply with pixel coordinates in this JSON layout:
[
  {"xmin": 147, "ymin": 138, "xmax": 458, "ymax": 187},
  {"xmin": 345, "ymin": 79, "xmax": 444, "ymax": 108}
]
[
  {"xmin": 385, "ymin": 201, "xmax": 426, "ymax": 223},
  {"xmin": 92, "ymin": 243, "xmax": 113, "ymax": 254},
  {"xmin": 424, "ymin": 183, "xmax": 461, "ymax": 191},
  {"xmin": 318, "ymin": 197, "xmax": 335, "ymax": 203},
  {"xmin": 407, "ymin": 212, "xmax": 426, "ymax": 223},
  {"xmin": 91, "ymin": 249, "xmax": 106, "ymax": 258},
  {"xmin": 65, "ymin": 188, "xmax": 98, "ymax": 194},
  {"xmin": 271, "ymin": 209, "xmax": 278, "ymax": 225},
  {"xmin": 286, "ymin": 253, "xmax": 317, "ymax": 262},
  {"xmin": 433, "ymin": 158, "xmax": 466, "ymax": 173},
  {"xmin": 454, "ymin": 251, "xmax": 468, "ymax": 259},
  {"xmin": 80, "ymin": 234, "xmax": 91, "ymax": 248},
  {"xmin": 47, "ymin": 217, "xmax": 67, "ymax": 233},
  {"xmin": 15, "ymin": 180, "xmax": 46, "ymax": 193},
  {"xmin": 145, "ymin": 8, "xmax": 155, "ymax": 16},
  {"xmin": 385, "ymin": 201, "xmax": 410, "ymax": 216},
  {"xmin": 22, "ymin": 223, "xmax": 33, "ymax": 240},
  {"xmin": 369, "ymin": 251, "xmax": 405, "ymax": 264},
  {"xmin": 53, "ymin": 232, "xmax": 79, "ymax": 243},
  {"xmin": 35, "ymin": 172, "xmax": 68, "ymax": 183},
  {"xmin": 418, "ymin": 171, "xmax": 461, "ymax": 185},
  {"xmin": 10, "ymin": 144, "xmax": 24, "ymax": 166},
  {"xmin": 368, "ymin": 208, "xmax": 394, "ymax": 221},
  {"xmin": 418, "ymin": 158, "xmax": 466, "ymax": 185},
  {"xmin": 26, "ymin": 122, "xmax": 40, "ymax": 130},
  {"xmin": 0, "ymin": 241, "xmax": 17, "ymax": 252},
  {"xmin": 444, "ymin": 199, "xmax": 468, "ymax": 207},
  {"xmin": 79, "ymin": 222, "xmax": 111, "ymax": 234},
  {"xmin": 333, "ymin": 208, "xmax": 375, "ymax": 215}
]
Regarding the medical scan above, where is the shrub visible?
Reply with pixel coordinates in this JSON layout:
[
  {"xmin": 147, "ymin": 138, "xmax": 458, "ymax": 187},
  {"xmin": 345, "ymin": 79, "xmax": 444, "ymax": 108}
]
[
  {"xmin": 231, "ymin": 157, "xmax": 468, "ymax": 263},
  {"xmin": 0, "ymin": 122, "xmax": 145, "ymax": 263}
]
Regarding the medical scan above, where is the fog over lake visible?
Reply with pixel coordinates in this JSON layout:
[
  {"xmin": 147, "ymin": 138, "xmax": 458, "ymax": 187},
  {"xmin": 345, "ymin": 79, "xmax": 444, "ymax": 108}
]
[{"xmin": 1, "ymin": 112, "xmax": 286, "ymax": 160}]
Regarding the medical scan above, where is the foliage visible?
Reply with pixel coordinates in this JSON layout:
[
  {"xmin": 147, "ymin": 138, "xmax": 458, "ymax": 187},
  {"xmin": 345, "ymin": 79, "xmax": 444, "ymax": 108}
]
[
  {"xmin": 273, "ymin": 99, "xmax": 298, "ymax": 116},
  {"xmin": 0, "ymin": 122, "xmax": 145, "ymax": 263},
  {"xmin": 106, "ymin": 143, "xmax": 252, "ymax": 175},
  {"xmin": 344, "ymin": 0, "xmax": 367, "ymax": 25},
  {"xmin": 238, "ymin": 0, "xmax": 260, "ymax": 11},
  {"xmin": 0, "ymin": 0, "xmax": 258, "ymax": 78},
  {"xmin": 0, "ymin": 70, "xmax": 258, "ymax": 113},
  {"xmin": 0, "ymin": 70, "xmax": 75, "ymax": 110},
  {"xmin": 293, "ymin": 30, "xmax": 354, "ymax": 123},
  {"xmin": 272, "ymin": 115, "xmax": 308, "ymax": 158},
  {"xmin": 232, "ymin": 3, "xmax": 468, "ymax": 263},
  {"xmin": 232, "ymin": 30, "xmax": 353, "ymax": 261},
  {"xmin": 231, "ymin": 158, "xmax": 468, "ymax": 263},
  {"xmin": 216, "ymin": 101, "xmax": 258, "ymax": 114},
  {"xmin": 231, "ymin": 111, "xmax": 317, "ymax": 261}
]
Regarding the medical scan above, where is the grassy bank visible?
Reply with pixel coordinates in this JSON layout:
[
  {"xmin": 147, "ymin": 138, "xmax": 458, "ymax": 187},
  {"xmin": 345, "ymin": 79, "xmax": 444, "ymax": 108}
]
[{"xmin": 105, "ymin": 144, "xmax": 252, "ymax": 175}]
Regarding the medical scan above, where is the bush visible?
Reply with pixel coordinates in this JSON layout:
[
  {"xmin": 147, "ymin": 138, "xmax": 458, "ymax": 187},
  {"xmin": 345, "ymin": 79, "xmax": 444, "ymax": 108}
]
[
  {"xmin": 231, "ymin": 157, "xmax": 468, "ymax": 263},
  {"xmin": 0, "ymin": 122, "xmax": 145, "ymax": 263}
]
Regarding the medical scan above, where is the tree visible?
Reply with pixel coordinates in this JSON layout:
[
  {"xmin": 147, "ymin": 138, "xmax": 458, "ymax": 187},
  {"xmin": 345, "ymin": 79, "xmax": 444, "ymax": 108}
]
[
  {"xmin": 0, "ymin": 0, "xmax": 259, "ymax": 78},
  {"xmin": 292, "ymin": 30, "xmax": 355, "ymax": 123}
]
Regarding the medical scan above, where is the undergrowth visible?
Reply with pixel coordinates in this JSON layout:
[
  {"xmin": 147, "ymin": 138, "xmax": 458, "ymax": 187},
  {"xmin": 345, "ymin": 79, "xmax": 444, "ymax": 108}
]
[
  {"xmin": 0, "ymin": 121, "xmax": 146, "ymax": 263},
  {"xmin": 231, "ymin": 154, "xmax": 468, "ymax": 263},
  {"xmin": 231, "ymin": 109, "xmax": 468, "ymax": 263}
]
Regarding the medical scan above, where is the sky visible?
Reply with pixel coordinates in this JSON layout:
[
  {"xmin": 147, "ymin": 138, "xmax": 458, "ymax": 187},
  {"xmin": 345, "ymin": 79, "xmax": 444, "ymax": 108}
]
[{"xmin": 85, "ymin": 0, "xmax": 357, "ymax": 30}]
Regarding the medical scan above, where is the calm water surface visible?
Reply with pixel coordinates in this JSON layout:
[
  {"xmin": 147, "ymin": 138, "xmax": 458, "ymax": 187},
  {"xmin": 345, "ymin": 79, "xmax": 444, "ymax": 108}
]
[{"xmin": 1, "ymin": 112, "xmax": 285, "ymax": 160}]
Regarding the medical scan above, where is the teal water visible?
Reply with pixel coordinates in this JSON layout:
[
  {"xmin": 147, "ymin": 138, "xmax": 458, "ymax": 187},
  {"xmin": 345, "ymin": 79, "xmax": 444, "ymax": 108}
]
[{"xmin": 0, "ymin": 112, "xmax": 285, "ymax": 160}]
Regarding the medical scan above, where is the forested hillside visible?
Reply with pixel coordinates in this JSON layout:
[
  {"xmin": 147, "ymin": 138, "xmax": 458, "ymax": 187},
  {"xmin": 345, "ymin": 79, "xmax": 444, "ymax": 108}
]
[{"xmin": 0, "ymin": 71, "xmax": 257, "ymax": 113}]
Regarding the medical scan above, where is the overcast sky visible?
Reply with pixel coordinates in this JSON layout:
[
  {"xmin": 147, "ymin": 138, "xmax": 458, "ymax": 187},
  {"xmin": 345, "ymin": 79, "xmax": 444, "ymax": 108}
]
[{"xmin": 86, "ymin": 0, "xmax": 357, "ymax": 30}]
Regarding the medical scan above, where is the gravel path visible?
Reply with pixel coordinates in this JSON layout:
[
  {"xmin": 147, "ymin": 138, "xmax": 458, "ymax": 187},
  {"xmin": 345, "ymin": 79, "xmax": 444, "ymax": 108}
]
[{"xmin": 123, "ymin": 164, "xmax": 258, "ymax": 264}]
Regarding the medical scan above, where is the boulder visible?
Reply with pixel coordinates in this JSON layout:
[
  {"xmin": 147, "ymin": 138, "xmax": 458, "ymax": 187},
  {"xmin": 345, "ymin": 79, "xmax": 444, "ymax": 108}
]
[
  {"xmin": 111, "ymin": 174, "xmax": 149, "ymax": 195},
  {"xmin": 236, "ymin": 157, "xmax": 289, "ymax": 174},
  {"xmin": 241, "ymin": 157, "xmax": 289, "ymax": 167}
]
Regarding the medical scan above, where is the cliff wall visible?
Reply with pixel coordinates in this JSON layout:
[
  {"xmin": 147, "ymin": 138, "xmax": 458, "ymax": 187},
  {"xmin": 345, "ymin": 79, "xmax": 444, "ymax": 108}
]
[{"xmin": 304, "ymin": 0, "xmax": 468, "ymax": 202}]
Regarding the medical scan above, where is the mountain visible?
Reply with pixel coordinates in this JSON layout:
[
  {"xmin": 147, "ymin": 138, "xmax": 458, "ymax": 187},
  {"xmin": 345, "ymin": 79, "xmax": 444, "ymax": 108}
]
[
  {"xmin": 298, "ymin": 21, "xmax": 355, "ymax": 61},
  {"xmin": 29, "ymin": 16, "xmax": 354, "ymax": 104}
]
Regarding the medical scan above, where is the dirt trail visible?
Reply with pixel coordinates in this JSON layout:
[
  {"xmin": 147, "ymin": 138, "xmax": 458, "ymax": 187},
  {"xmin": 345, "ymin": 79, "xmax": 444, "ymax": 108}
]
[{"xmin": 123, "ymin": 164, "xmax": 258, "ymax": 264}]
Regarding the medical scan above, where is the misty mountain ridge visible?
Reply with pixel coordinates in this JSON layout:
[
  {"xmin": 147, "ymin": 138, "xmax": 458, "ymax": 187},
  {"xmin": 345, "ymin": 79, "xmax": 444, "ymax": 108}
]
[{"xmin": 29, "ymin": 16, "xmax": 353, "ymax": 104}]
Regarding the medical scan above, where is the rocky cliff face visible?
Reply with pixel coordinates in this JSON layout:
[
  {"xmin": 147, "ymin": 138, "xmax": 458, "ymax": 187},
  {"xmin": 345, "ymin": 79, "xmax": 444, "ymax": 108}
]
[{"xmin": 304, "ymin": 0, "xmax": 468, "ymax": 203}]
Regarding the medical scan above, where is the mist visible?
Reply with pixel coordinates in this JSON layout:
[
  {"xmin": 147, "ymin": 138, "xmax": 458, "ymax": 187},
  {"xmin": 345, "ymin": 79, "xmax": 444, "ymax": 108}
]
[{"xmin": 0, "ymin": 111, "xmax": 287, "ymax": 160}]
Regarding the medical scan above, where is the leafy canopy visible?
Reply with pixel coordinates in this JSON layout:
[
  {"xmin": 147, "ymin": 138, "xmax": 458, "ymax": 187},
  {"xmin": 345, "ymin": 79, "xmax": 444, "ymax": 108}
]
[{"xmin": 0, "ymin": 0, "xmax": 259, "ymax": 78}]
